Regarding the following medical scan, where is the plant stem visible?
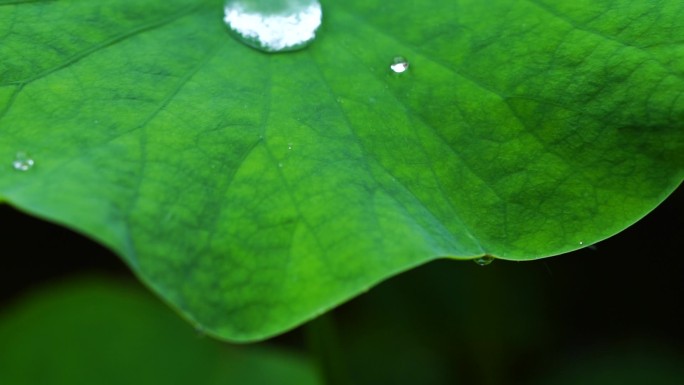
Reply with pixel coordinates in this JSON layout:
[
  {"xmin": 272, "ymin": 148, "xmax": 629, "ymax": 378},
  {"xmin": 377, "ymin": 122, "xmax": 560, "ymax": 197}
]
[{"xmin": 305, "ymin": 312, "xmax": 353, "ymax": 385}]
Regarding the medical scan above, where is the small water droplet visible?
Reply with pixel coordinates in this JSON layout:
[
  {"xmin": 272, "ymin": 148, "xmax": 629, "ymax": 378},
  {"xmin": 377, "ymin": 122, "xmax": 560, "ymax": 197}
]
[
  {"xmin": 195, "ymin": 325, "xmax": 207, "ymax": 338},
  {"xmin": 278, "ymin": 162, "xmax": 283, "ymax": 168},
  {"xmin": 473, "ymin": 256, "xmax": 494, "ymax": 267},
  {"xmin": 12, "ymin": 152, "xmax": 34, "ymax": 171},
  {"xmin": 287, "ymin": 143, "xmax": 293, "ymax": 150},
  {"xmin": 223, "ymin": 0, "xmax": 323, "ymax": 53},
  {"xmin": 390, "ymin": 56, "xmax": 409, "ymax": 73}
]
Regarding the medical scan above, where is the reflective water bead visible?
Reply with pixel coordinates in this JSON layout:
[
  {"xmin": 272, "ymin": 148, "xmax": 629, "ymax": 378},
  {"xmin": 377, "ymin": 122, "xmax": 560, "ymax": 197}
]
[
  {"xmin": 224, "ymin": 0, "xmax": 323, "ymax": 53},
  {"xmin": 390, "ymin": 56, "xmax": 409, "ymax": 73},
  {"xmin": 473, "ymin": 256, "xmax": 494, "ymax": 267}
]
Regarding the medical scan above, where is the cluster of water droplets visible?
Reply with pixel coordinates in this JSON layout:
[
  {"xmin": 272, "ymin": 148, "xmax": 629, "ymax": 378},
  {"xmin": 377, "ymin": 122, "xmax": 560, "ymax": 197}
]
[
  {"xmin": 222, "ymin": 0, "xmax": 412, "ymax": 77},
  {"xmin": 12, "ymin": 151, "xmax": 34, "ymax": 171},
  {"xmin": 222, "ymin": 1, "xmax": 415, "ymax": 176}
]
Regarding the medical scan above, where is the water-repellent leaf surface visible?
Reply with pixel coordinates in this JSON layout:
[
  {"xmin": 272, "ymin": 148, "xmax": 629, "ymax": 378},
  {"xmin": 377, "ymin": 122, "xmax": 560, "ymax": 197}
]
[{"xmin": 0, "ymin": 0, "xmax": 682, "ymax": 340}]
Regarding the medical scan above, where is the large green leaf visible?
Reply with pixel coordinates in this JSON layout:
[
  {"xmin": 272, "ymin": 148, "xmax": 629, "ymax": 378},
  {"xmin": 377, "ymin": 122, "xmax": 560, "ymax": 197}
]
[{"xmin": 0, "ymin": 0, "xmax": 682, "ymax": 340}]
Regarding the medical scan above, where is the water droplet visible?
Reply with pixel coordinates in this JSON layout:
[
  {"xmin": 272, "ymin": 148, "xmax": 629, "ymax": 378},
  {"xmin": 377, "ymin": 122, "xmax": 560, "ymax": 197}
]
[
  {"xmin": 278, "ymin": 162, "xmax": 283, "ymax": 168},
  {"xmin": 473, "ymin": 256, "xmax": 494, "ymax": 267},
  {"xmin": 12, "ymin": 152, "xmax": 34, "ymax": 171},
  {"xmin": 287, "ymin": 143, "xmax": 293, "ymax": 150},
  {"xmin": 223, "ymin": 0, "xmax": 323, "ymax": 53},
  {"xmin": 195, "ymin": 325, "xmax": 207, "ymax": 338},
  {"xmin": 390, "ymin": 56, "xmax": 409, "ymax": 73}
]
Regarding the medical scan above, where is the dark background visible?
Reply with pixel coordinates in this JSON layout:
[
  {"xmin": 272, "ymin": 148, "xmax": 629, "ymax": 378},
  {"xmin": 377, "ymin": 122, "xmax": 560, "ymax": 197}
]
[{"xmin": 1, "ymin": 185, "xmax": 682, "ymax": 384}]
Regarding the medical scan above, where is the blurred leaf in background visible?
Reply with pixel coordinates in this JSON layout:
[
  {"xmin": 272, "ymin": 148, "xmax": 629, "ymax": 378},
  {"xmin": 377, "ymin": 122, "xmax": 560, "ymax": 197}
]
[
  {"xmin": 0, "ymin": 276, "xmax": 322, "ymax": 385},
  {"xmin": 333, "ymin": 259, "xmax": 551, "ymax": 385}
]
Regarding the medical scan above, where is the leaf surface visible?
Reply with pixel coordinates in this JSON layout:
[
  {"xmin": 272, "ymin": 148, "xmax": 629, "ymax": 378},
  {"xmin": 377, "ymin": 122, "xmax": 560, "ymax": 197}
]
[{"xmin": 0, "ymin": 0, "xmax": 682, "ymax": 340}]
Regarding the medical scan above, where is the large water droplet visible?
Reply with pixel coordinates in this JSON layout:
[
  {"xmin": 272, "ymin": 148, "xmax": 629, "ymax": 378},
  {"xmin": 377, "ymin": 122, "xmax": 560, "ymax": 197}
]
[
  {"xmin": 12, "ymin": 151, "xmax": 34, "ymax": 171},
  {"xmin": 223, "ymin": 0, "xmax": 322, "ymax": 53},
  {"xmin": 390, "ymin": 56, "xmax": 409, "ymax": 73},
  {"xmin": 473, "ymin": 256, "xmax": 494, "ymax": 267}
]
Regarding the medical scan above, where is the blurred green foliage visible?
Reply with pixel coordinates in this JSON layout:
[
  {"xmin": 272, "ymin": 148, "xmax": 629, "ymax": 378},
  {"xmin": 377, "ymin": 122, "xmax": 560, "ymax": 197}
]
[{"xmin": 0, "ymin": 277, "xmax": 322, "ymax": 385}]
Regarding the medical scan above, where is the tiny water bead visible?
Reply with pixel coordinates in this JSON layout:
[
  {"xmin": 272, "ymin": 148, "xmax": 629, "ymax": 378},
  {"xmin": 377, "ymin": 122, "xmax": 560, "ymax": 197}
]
[
  {"xmin": 194, "ymin": 325, "xmax": 207, "ymax": 338},
  {"xmin": 12, "ymin": 152, "xmax": 34, "ymax": 171},
  {"xmin": 223, "ymin": 0, "xmax": 323, "ymax": 53},
  {"xmin": 473, "ymin": 256, "xmax": 495, "ymax": 267},
  {"xmin": 390, "ymin": 56, "xmax": 409, "ymax": 73}
]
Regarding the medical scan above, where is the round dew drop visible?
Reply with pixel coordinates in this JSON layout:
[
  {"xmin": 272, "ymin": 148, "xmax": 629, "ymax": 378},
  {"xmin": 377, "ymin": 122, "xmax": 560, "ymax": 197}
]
[
  {"xmin": 473, "ymin": 256, "xmax": 494, "ymax": 266},
  {"xmin": 223, "ymin": 0, "xmax": 323, "ymax": 53},
  {"xmin": 390, "ymin": 56, "xmax": 409, "ymax": 73}
]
